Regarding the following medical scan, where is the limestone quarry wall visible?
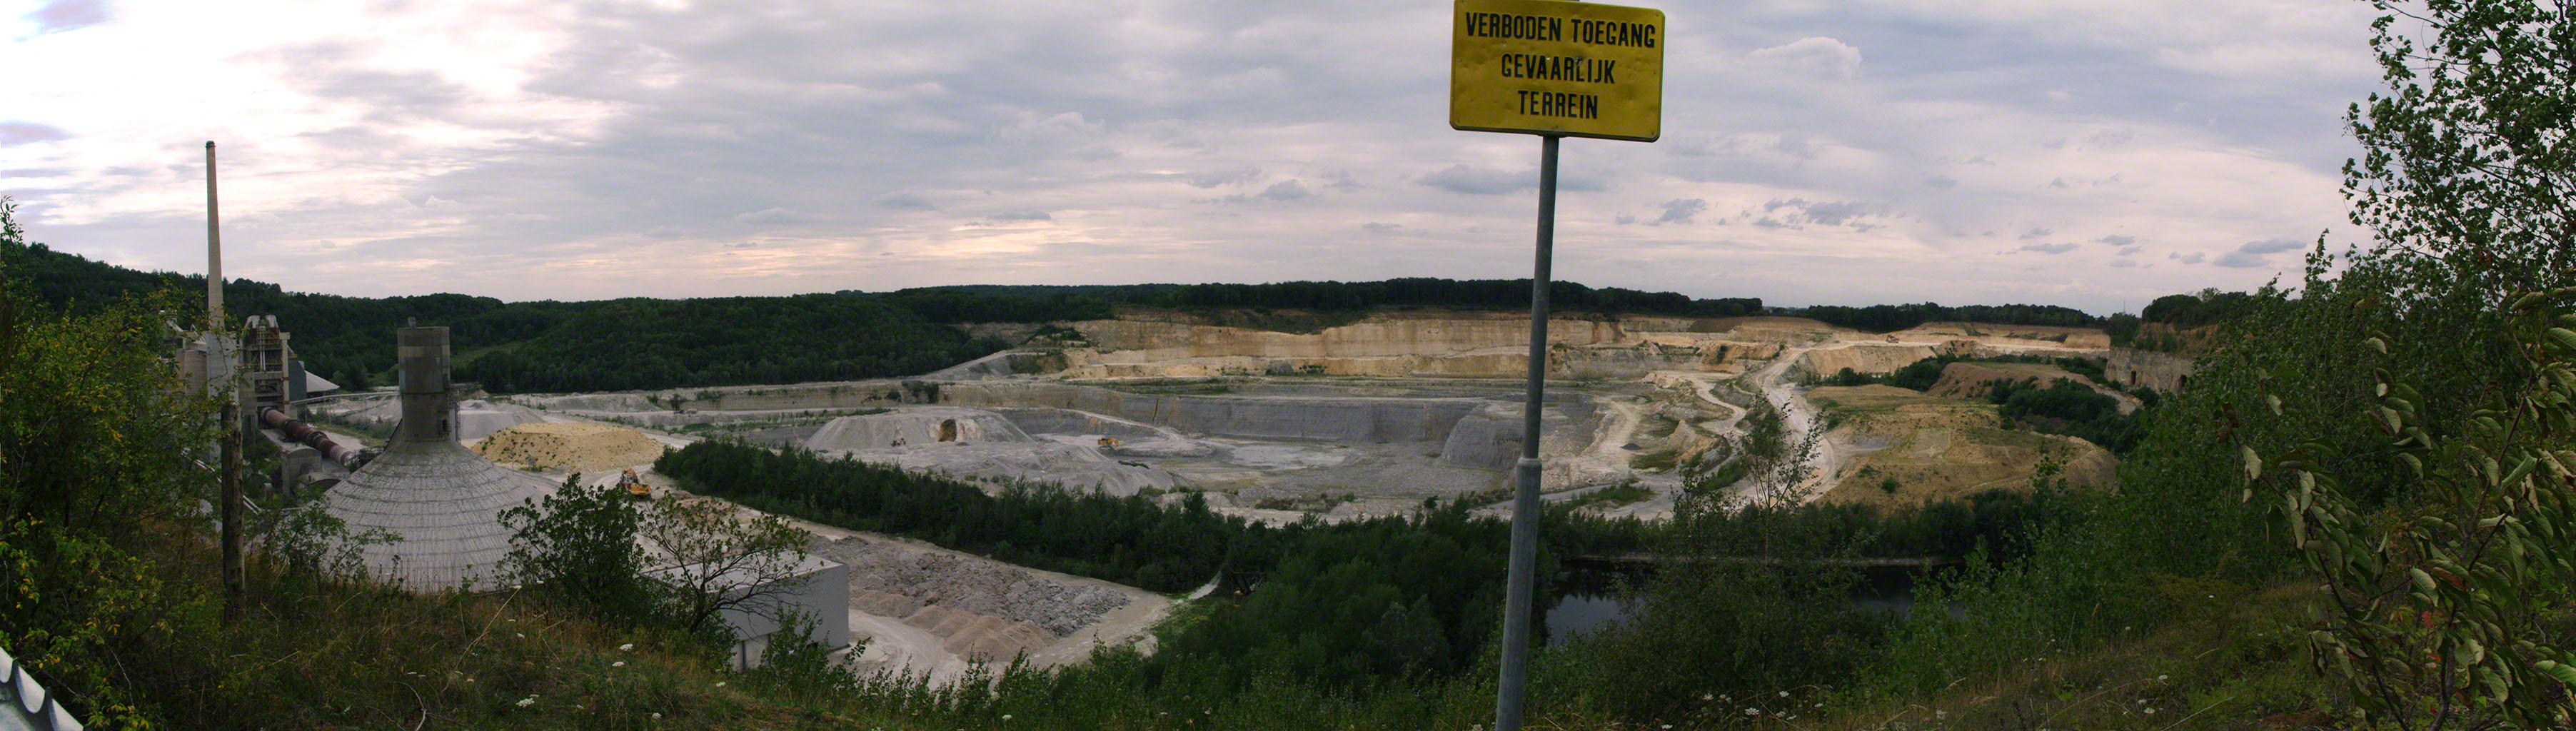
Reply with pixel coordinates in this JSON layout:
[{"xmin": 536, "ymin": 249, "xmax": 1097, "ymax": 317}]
[
  {"xmin": 939, "ymin": 382, "xmax": 1485, "ymax": 445},
  {"xmin": 523, "ymin": 380, "xmax": 930, "ymax": 413},
  {"xmin": 1891, "ymin": 322, "xmax": 2113, "ymax": 350},
  {"xmin": 2108, "ymin": 348, "xmax": 2197, "ymax": 392},
  {"xmin": 806, "ymin": 408, "xmax": 1035, "ymax": 450},
  {"xmin": 1058, "ymin": 338, "xmax": 1776, "ymax": 380},
  {"xmin": 1795, "ymin": 345, "xmax": 1941, "ymax": 377},
  {"xmin": 1435, "ymin": 409, "xmax": 1523, "ymax": 471},
  {"xmin": 1067, "ymin": 318, "xmax": 1634, "ymax": 361},
  {"xmin": 990, "ymin": 408, "xmax": 1168, "ymax": 441}
]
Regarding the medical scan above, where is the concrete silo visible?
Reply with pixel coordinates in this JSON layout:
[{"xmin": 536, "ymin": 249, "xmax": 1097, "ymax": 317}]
[{"xmin": 322, "ymin": 326, "xmax": 555, "ymax": 590}]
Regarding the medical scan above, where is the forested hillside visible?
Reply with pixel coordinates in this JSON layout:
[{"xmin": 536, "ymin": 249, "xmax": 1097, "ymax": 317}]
[{"xmin": 4, "ymin": 232, "xmax": 2135, "ymax": 394}]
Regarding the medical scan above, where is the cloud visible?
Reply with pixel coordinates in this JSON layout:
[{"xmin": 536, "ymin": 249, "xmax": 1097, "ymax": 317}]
[
  {"xmin": 1749, "ymin": 36, "xmax": 1862, "ymax": 80},
  {"xmin": 2097, "ymin": 235, "xmax": 2135, "ymax": 246},
  {"xmin": 1655, "ymin": 198, "xmax": 1707, "ymax": 225},
  {"xmin": 735, "ymin": 207, "xmax": 812, "ymax": 225},
  {"xmin": 2212, "ymin": 237, "xmax": 2308, "ymax": 267},
  {"xmin": 2213, "ymin": 251, "xmax": 2268, "ymax": 268},
  {"xmin": 1212, "ymin": 179, "xmax": 1316, "ymax": 204},
  {"xmin": 2110, "ymin": 259, "xmax": 2140, "ymax": 268},
  {"xmin": 0, "ymin": 122, "xmax": 69, "ymax": 146},
  {"xmin": 1752, "ymin": 198, "xmax": 1873, "ymax": 229},
  {"xmin": 1802, "ymin": 201, "xmax": 1868, "ymax": 226},
  {"xmin": 2171, "ymin": 252, "xmax": 2208, "ymax": 264},
  {"xmin": 2086, "ymin": 128, "xmax": 2137, "ymax": 148},
  {"xmin": 2017, "ymin": 243, "xmax": 2078, "ymax": 254},
  {"xmin": 1360, "ymin": 222, "xmax": 1400, "ymax": 233},
  {"xmin": 876, "ymin": 192, "xmax": 937, "ymax": 211},
  {"xmin": 987, "ymin": 210, "xmax": 1051, "ymax": 222},
  {"xmin": 0, "ymin": 0, "xmax": 2375, "ymax": 313},
  {"xmin": 1187, "ymin": 167, "xmax": 1261, "ymax": 188},
  {"xmin": 1418, "ymin": 164, "xmax": 1531, "ymax": 195},
  {"xmin": 1256, "ymin": 180, "xmax": 1311, "ymax": 201},
  {"xmin": 2238, "ymin": 237, "xmax": 2305, "ymax": 254},
  {"xmin": 2019, "ymin": 227, "xmax": 2052, "ymax": 239},
  {"xmin": 22, "ymin": 0, "xmax": 109, "ymax": 35},
  {"xmin": 2118, "ymin": 246, "xmax": 2141, "ymax": 256}
]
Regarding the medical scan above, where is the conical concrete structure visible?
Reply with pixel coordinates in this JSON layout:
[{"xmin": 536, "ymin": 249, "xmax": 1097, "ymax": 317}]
[{"xmin": 323, "ymin": 326, "xmax": 555, "ymax": 590}]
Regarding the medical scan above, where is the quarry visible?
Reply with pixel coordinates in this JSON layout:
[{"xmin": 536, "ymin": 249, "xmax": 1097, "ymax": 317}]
[{"xmin": 283, "ymin": 309, "xmax": 2137, "ymax": 683}]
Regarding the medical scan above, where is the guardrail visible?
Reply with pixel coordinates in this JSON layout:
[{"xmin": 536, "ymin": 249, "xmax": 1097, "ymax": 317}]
[{"xmin": 0, "ymin": 644, "xmax": 86, "ymax": 730}]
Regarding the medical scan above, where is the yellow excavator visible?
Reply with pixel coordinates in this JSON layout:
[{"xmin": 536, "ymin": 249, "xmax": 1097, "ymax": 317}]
[{"xmin": 617, "ymin": 468, "xmax": 650, "ymax": 499}]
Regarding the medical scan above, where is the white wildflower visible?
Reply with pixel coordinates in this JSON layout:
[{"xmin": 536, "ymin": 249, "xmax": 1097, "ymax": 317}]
[
  {"xmin": 613, "ymin": 660, "xmax": 625, "ymax": 667},
  {"xmin": 515, "ymin": 697, "xmax": 535, "ymax": 707},
  {"xmin": 620, "ymin": 643, "xmax": 635, "ymax": 652},
  {"xmin": 1744, "ymin": 708, "xmax": 1759, "ymax": 716}
]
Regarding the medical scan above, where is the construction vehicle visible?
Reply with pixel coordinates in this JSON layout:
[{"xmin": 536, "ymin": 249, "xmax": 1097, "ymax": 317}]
[
  {"xmin": 1097, "ymin": 436, "xmax": 1120, "ymax": 449},
  {"xmin": 618, "ymin": 468, "xmax": 650, "ymax": 499}
]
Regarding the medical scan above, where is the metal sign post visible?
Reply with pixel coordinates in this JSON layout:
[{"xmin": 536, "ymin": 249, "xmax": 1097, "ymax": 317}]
[{"xmin": 1450, "ymin": 1, "xmax": 1662, "ymax": 729}]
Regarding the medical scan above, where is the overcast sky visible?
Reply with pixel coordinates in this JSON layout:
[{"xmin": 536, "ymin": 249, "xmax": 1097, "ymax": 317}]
[{"xmin": 1, "ymin": 0, "xmax": 2390, "ymax": 313}]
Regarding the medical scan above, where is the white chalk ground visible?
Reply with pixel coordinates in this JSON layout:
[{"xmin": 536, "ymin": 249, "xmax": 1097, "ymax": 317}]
[
  {"xmin": 437, "ymin": 322, "xmax": 2115, "ymax": 685},
  {"xmin": 524, "ymin": 423, "xmax": 1168, "ymax": 687}
]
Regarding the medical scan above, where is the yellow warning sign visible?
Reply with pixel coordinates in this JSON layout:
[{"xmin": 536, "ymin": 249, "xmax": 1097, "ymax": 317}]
[{"xmin": 1450, "ymin": 0, "xmax": 1664, "ymax": 142}]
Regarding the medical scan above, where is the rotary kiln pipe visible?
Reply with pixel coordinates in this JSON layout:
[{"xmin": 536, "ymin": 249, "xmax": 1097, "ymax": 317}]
[{"xmin": 258, "ymin": 407, "xmax": 361, "ymax": 468}]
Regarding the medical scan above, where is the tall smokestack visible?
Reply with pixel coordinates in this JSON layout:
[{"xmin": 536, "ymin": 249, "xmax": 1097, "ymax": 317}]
[
  {"xmin": 205, "ymin": 141, "xmax": 221, "ymax": 322},
  {"xmin": 395, "ymin": 326, "xmax": 453, "ymax": 443}
]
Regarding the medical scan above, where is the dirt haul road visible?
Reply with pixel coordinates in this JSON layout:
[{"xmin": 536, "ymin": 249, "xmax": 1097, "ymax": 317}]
[{"xmin": 1728, "ymin": 346, "xmax": 1856, "ymax": 509}]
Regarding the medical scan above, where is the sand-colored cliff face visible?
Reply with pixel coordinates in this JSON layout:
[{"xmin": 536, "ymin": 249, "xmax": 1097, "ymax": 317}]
[
  {"xmin": 1053, "ymin": 316, "xmax": 1799, "ymax": 380},
  {"xmin": 1927, "ymin": 361, "xmax": 2143, "ymax": 413},
  {"xmin": 1068, "ymin": 318, "xmax": 1634, "ymax": 360},
  {"xmin": 2108, "ymin": 348, "xmax": 2197, "ymax": 392},
  {"xmin": 1886, "ymin": 322, "xmax": 2112, "ymax": 350},
  {"xmin": 1796, "ymin": 345, "xmax": 1943, "ymax": 377}
]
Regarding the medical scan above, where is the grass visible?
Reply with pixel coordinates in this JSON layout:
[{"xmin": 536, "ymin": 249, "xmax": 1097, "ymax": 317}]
[
  {"xmin": 106, "ymin": 518, "xmax": 898, "ymax": 731},
  {"xmin": 1560, "ymin": 482, "xmax": 1655, "ymax": 512},
  {"xmin": 1816, "ymin": 582, "xmax": 2352, "ymax": 730},
  {"xmin": 1629, "ymin": 448, "xmax": 1683, "ymax": 472},
  {"xmin": 1639, "ymin": 415, "xmax": 1681, "ymax": 439}
]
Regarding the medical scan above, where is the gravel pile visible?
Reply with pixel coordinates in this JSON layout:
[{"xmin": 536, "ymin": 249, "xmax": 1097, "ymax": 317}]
[
  {"xmin": 815, "ymin": 537, "xmax": 1130, "ymax": 636},
  {"xmin": 472, "ymin": 423, "xmax": 665, "ymax": 473}
]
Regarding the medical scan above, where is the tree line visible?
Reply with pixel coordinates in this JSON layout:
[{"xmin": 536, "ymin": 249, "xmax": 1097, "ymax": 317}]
[{"xmin": 653, "ymin": 439, "xmax": 1618, "ymax": 687}]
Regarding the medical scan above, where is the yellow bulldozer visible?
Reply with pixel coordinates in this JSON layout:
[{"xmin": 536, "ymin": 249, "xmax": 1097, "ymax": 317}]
[{"xmin": 617, "ymin": 468, "xmax": 650, "ymax": 499}]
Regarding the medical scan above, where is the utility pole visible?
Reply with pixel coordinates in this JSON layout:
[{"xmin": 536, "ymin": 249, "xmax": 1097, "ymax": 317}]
[{"xmin": 210, "ymin": 141, "xmax": 243, "ymax": 622}]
